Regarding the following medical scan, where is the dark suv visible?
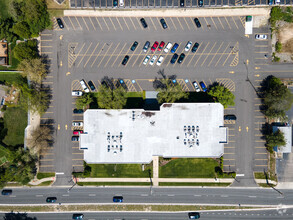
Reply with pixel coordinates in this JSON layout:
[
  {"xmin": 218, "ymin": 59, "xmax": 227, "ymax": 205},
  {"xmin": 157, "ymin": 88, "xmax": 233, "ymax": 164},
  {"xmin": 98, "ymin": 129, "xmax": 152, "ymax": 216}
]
[
  {"xmin": 122, "ymin": 55, "xmax": 129, "ymax": 65},
  {"xmin": 130, "ymin": 41, "xmax": 138, "ymax": 51},
  {"xmin": 1, "ymin": 189, "xmax": 12, "ymax": 195},
  {"xmin": 170, "ymin": 53, "xmax": 179, "ymax": 64},
  {"xmin": 56, "ymin": 18, "xmax": 64, "ymax": 29},
  {"xmin": 160, "ymin": 18, "xmax": 168, "ymax": 29},
  {"xmin": 198, "ymin": 0, "xmax": 203, "ymax": 7},
  {"xmin": 224, "ymin": 115, "xmax": 237, "ymax": 120},
  {"xmin": 191, "ymin": 42, "xmax": 199, "ymax": 53},
  {"xmin": 177, "ymin": 53, "xmax": 185, "ymax": 64},
  {"xmin": 88, "ymin": 80, "xmax": 96, "ymax": 92},
  {"xmin": 194, "ymin": 18, "xmax": 201, "ymax": 28},
  {"xmin": 140, "ymin": 18, "xmax": 148, "ymax": 28},
  {"xmin": 180, "ymin": 0, "xmax": 184, "ymax": 7}
]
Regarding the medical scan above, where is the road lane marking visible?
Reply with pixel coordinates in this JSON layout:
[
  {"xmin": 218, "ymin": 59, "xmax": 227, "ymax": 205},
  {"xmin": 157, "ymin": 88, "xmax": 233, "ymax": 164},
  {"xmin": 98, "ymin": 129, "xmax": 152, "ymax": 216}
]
[
  {"xmin": 129, "ymin": 18, "xmax": 136, "ymax": 30},
  {"xmin": 171, "ymin": 18, "xmax": 177, "ymax": 30},
  {"xmin": 183, "ymin": 17, "xmax": 190, "ymax": 30},
  {"xmin": 36, "ymin": 195, "xmax": 44, "ymax": 197},
  {"xmin": 249, "ymin": 196, "xmax": 256, "ymax": 198},
  {"xmin": 62, "ymin": 194, "xmax": 69, "ymax": 196},
  {"xmin": 89, "ymin": 194, "xmax": 96, "ymax": 196},
  {"xmin": 208, "ymin": 42, "xmax": 224, "ymax": 66},
  {"xmin": 194, "ymin": 195, "xmax": 201, "ymax": 197},
  {"xmin": 68, "ymin": 17, "xmax": 76, "ymax": 30},
  {"xmin": 224, "ymin": 17, "xmax": 232, "ymax": 29},
  {"xmin": 141, "ymin": 194, "xmax": 148, "ymax": 196},
  {"xmin": 150, "ymin": 18, "xmax": 157, "ymax": 30},
  {"xmin": 167, "ymin": 194, "xmax": 174, "ymax": 196},
  {"xmin": 221, "ymin": 195, "xmax": 228, "ymax": 197},
  {"xmin": 231, "ymin": 16, "xmax": 238, "ymax": 29}
]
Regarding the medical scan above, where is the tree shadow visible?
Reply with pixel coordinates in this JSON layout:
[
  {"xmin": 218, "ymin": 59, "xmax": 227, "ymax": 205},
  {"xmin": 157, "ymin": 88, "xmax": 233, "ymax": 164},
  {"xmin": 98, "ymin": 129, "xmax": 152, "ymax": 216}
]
[{"xmin": 4, "ymin": 212, "xmax": 37, "ymax": 220}]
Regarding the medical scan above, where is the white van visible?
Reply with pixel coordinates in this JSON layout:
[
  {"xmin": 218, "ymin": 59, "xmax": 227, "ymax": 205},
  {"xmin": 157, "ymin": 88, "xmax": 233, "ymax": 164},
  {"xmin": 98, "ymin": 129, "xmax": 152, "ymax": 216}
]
[{"xmin": 119, "ymin": 0, "xmax": 124, "ymax": 7}]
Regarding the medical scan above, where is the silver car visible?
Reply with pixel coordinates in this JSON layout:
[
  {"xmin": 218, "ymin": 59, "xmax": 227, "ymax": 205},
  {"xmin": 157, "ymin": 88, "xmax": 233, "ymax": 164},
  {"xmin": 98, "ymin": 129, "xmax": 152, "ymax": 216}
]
[
  {"xmin": 193, "ymin": 81, "xmax": 201, "ymax": 92},
  {"xmin": 156, "ymin": 56, "xmax": 164, "ymax": 66},
  {"xmin": 149, "ymin": 55, "xmax": 158, "ymax": 66},
  {"xmin": 164, "ymin": 42, "xmax": 172, "ymax": 53},
  {"xmin": 143, "ymin": 55, "xmax": 150, "ymax": 65},
  {"xmin": 80, "ymin": 80, "xmax": 90, "ymax": 93},
  {"xmin": 72, "ymin": 121, "xmax": 84, "ymax": 127},
  {"xmin": 185, "ymin": 41, "xmax": 192, "ymax": 52},
  {"xmin": 72, "ymin": 91, "xmax": 83, "ymax": 96},
  {"xmin": 255, "ymin": 34, "xmax": 267, "ymax": 40}
]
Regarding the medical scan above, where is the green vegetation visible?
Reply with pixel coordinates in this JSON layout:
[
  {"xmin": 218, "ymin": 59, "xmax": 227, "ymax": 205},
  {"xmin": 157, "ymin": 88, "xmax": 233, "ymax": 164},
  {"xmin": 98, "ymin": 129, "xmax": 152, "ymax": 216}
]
[
  {"xmin": 254, "ymin": 172, "xmax": 267, "ymax": 179},
  {"xmin": 28, "ymin": 181, "xmax": 53, "ymax": 187},
  {"xmin": 159, "ymin": 158, "xmax": 234, "ymax": 178},
  {"xmin": 77, "ymin": 182, "xmax": 151, "ymax": 186},
  {"xmin": 0, "ymin": 17, "xmax": 18, "ymax": 42},
  {"xmin": 266, "ymin": 129, "xmax": 286, "ymax": 153},
  {"xmin": 159, "ymin": 182, "xmax": 231, "ymax": 186},
  {"xmin": 0, "ymin": 144, "xmax": 11, "ymax": 165},
  {"xmin": 76, "ymin": 93, "xmax": 93, "ymax": 110},
  {"xmin": 0, "ymin": 72, "xmax": 23, "ymax": 85},
  {"xmin": 18, "ymin": 58, "xmax": 47, "ymax": 84},
  {"xmin": 270, "ymin": 7, "xmax": 293, "ymax": 28},
  {"xmin": 0, "ymin": 0, "xmax": 10, "ymax": 19},
  {"xmin": 275, "ymin": 41, "xmax": 282, "ymax": 53},
  {"xmin": 36, "ymin": 172, "xmax": 55, "ymax": 179},
  {"xmin": 259, "ymin": 183, "xmax": 277, "ymax": 188},
  {"xmin": 97, "ymin": 84, "xmax": 127, "ymax": 109},
  {"xmin": 272, "ymin": 52, "xmax": 281, "ymax": 62},
  {"xmin": 13, "ymin": 40, "xmax": 39, "ymax": 62},
  {"xmin": 208, "ymin": 84, "xmax": 235, "ymax": 108}
]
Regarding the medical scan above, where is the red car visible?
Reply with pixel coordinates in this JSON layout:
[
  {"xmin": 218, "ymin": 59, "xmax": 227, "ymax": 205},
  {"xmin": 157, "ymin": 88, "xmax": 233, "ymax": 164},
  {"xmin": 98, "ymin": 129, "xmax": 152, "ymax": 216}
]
[
  {"xmin": 158, "ymin": 41, "xmax": 165, "ymax": 51},
  {"xmin": 151, "ymin": 41, "xmax": 159, "ymax": 52},
  {"xmin": 73, "ymin": 130, "xmax": 84, "ymax": 135}
]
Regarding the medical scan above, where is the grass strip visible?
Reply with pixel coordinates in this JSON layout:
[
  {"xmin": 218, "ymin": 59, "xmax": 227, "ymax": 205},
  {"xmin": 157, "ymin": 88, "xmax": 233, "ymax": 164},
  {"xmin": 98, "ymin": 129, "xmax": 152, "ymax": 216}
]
[
  {"xmin": 159, "ymin": 182, "xmax": 231, "ymax": 187},
  {"xmin": 37, "ymin": 172, "xmax": 55, "ymax": 179},
  {"xmin": 77, "ymin": 182, "xmax": 150, "ymax": 186},
  {"xmin": 28, "ymin": 181, "xmax": 53, "ymax": 187}
]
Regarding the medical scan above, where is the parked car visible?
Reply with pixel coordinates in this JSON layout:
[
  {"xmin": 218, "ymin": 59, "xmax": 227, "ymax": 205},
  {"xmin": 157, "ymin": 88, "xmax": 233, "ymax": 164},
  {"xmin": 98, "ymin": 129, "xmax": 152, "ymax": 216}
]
[
  {"xmin": 188, "ymin": 212, "xmax": 200, "ymax": 219},
  {"xmin": 156, "ymin": 56, "xmax": 164, "ymax": 66},
  {"xmin": 180, "ymin": 0, "xmax": 184, "ymax": 7},
  {"xmin": 149, "ymin": 55, "xmax": 158, "ymax": 66},
  {"xmin": 185, "ymin": 41, "xmax": 192, "ymax": 52},
  {"xmin": 72, "ymin": 121, "xmax": 84, "ymax": 126},
  {"xmin": 164, "ymin": 42, "xmax": 172, "ymax": 53},
  {"xmin": 46, "ymin": 197, "xmax": 57, "ymax": 203},
  {"xmin": 88, "ymin": 80, "xmax": 96, "ymax": 92},
  {"xmin": 56, "ymin": 18, "xmax": 64, "ymax": 29},
  {"xmin": 151, "ymin": 41, "xmax": 159, "ymax": 52},
  {"xmin": 255, "ymin": 34, "xmax": 268, "ymax": 40},
  {"xmin": 73, "ymin": 130, "xmax": 84, "ymax": 135},
  {"xmin": 73, "ymin": 109, "xmax": 84, "ymax": 114},
  {"xmin": 1, "ymin": 189, "xmax": 12, "ymax": 196},
  {"xmin": 193, "ymin": 81, "xmax": 201, "ymax": 92},
  {"xmin": 177, "ymin": 53, "xmax": 185, "ymax": 64},
  {"xmin": 72, "ymin": 136, "xmax": 79, "ymax": 142},
  {"xmin": 224, "ymin": 115, "xmax": 237, "ymax": 120},
  {"xmin": 130, "ymin": 41, "xmax": 138, "ymax": 51},
  {"xmin": 171, "ymin": 43, "xmax": 179, "ymax": 53},
  {"xmin": 160, "ymin": 18, "xmax": 168, "ymax": 29},
  {"xmin": 170, "ymin": 53, "xmax": 179, "ymax": 64},
  {"xmin": 198, "ymin": 0, "xmax": 203, "ymax": 7},
  {"xmin": 143, "ymin": 41, "xmax": 150, "ymax": 52},
  {"xmin": 199, "ymin": 81, "xmax": 207, "ymax": 92},
  {"xmin": 72, "ymin": 213, "xmax": 84, "ymax": 219},
  {"xmin": 121, "ymin": 55, "xmax": 129, "ymax": 65},
  {"xmin": 113, "ymin": 196, "xmax": 123, "ymax": 202},
  {"xmin": 72, "ymin": 91, "xmax": 83, "ymax": 96},
  {"xmin": 158, "ymin": 41, "xmax": 165, "ymax": 51},
  {"xmin": 119, "ymin": 0, "xmax": 124, "ymax": 7},
  {"xmin": 80, "ymin": 80, "xmax": 90, "ymax": 93},
  {"xmin": 191, "ymin": 42, "xmax": 199, "ymax": 53},
  {"xmin": 140, "ymin": 18, "xmax": 148, "ymax": 28},
  {"xmin": 268, "ymin": 0, "xmax": 274, "ymax": 5},
  {"xmin": 143, "ymin": 55, "xmax": 151, "ymax": 65},
  {"xmin": 194, "ymin": 18, "xmax": 201, "ymax": 28},
  {"xmin": 113, "ymin": 0, "xmax": 118, "ymax": 7}
]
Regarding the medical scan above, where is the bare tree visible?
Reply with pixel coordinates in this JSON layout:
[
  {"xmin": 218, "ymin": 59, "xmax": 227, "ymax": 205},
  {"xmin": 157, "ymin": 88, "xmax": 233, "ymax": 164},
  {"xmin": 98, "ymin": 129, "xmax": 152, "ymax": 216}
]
[{"xmin": 26, "ymin": 126, "xmax": 52, "ymax": 155}]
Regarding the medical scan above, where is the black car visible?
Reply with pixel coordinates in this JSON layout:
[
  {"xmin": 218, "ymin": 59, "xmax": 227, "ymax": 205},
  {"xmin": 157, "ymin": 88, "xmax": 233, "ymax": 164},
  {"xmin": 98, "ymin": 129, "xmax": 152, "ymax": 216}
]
[
  {"xmin": 72, "ymin": 213, "xmax": 84, "ymax": 219},
  {"xmin": 113, "ymin": 0, "xmax": 118, "ymax": 7},
  {"xmin": 122, "ymin": 55, "xmax": 129, "ymax": 65},
  {"xmin": 191, "ymin": 42, "xmax": 199, "ymax": 53},
  {"xmin": 46, "ymin": 197, "xmax": 57, "ymax": 203},
  {"xmin": 140, "ymin": 18, "xmax": 148, "ymax": 28},
  {"xmin": 1, "ymin": 189, "xmax": 12, "ymax": 196},
  {"xmin": 88, "ymin": 80, "xmax": 96, "ymax": 92},
  {"xmin": 188, "ymin": 212, "xmax": 200, "ymax": 219},
  {"xmin": 180, "ymin": 0, "xmax": 184, "ymax": 7},
  {"xmin": 170, "ymin": 53, "xmax": 179, "ymax": 64},
  {"xmin": 72, "ymin": 136, "xmax": 79, "ymax": 142},
  {"xmin": 194, "ymin": 18, "xmax": 201, "ymax": 28},
  {"xmin": 224, "ymin": 115, "xmax": 237, "ymax": 120},
  {"xmin": 160, "ymin": 18, "xmax": 168, "ymax": 29},
  {"xmin": 73, "ymin": 109, "xmax": 84, "ymax": 114},
  {"xmin": 56, "ymin": 18, "xmax": 64, "ymax": 29},
  {"xmin": 130, "ymin": 41, "xmax": 138, "ymax": 51},
  {"xmin": 177, "ymin": 53, "xmax": 185, "ymax": 64},
  {"xmin": 198, "ymin": 0, "xmax": 203, "ymax": 7}
]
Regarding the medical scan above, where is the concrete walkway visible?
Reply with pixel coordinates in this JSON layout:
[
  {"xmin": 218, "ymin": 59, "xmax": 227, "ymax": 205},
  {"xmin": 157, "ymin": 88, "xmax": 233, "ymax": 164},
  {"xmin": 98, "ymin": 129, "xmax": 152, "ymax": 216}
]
[
  {"xmin": 152, "ymin": 156, "xmax": 159, "ymax": 186},
  {"xmin": 29, "ymin": 177, "xmax": 55, "ymax": 186}
]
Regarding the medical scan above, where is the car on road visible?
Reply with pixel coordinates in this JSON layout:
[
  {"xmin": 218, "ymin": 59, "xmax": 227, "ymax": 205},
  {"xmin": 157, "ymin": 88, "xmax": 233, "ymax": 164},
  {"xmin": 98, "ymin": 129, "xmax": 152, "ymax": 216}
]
[
  {"xmin": 1, "ymin": 189, "xmax": 12, "ymax": 196},
  {"xmin": 171, "ymin": 43, "xmax": 179, "ymax": 53},
  {"xmin": 46, "ymin": 197, "xmax": 57, "ymax": 203},
  {"xmin": 164, "ymin": 42, "xmax": 172, "ymax": 53},
  {"xmin": 88, "ymin": 80, "xmax": 96, "ymax": 92},
  {"xmin": 72, "ymin": 121, "xmax": 84, "ymax": 126},
  {"xmin": 224, "ymin": 115, "xmax": 237, "ymax": 120},
  {"xmin": 198, "ymin": 0, "xmax": 203, "ymax": 7},
  {"xmin": 255, "ymin": 34, "xmax": 268, "ymax": 40},
  {"xmin": 143, "ymin": 41, "xmax": 150, "ymax": 52},
  {"xmin": 188, "ymin": 212, "xmax": 200, "ymax": 219},
  {"xmin": 185, "ymin": 41, "xmax": 192, "ymax": 52},
  {"xmin": 191, "ymin": 42, "xmax": 199, "ymax": 53},
  {"xmin": 113, "ymin": 0, "xmax": 118, "ymax": 7},
  {"xmin": 140, "ymin": 18, "xmax": 148, "ymax": 28},
  {"xmin": 72, "ymin": 91, "xmax": 83, "ymax": 96},
  {"xmin": 73, "ymin": 109, "xmax": 84, "ymax": 114},
  {"xmin": 149, "ymin": 55, "xmax": 158, "ymax": 66},
  {"xmin": 73, "ymin": 130, "xmax": 84, "ymax": 135},
  {"xmin": 121, "ymin": 55, "xmax": 129, "ymax": 65},
  {"xmin": 56, "ymin": 18, "xmax": 64, "ymax": 29},
  {"xmin": 194, "ymin": 18, "xmax": 201, "ymax": 28},
  {"xmin": 199, "ymin": 81, "xmax": 207, "ymax": 92},
  {"xmin": 193, "ymin": 81, "xmax": 201, "ymax": 92},
  {"xmin": 160, "ymin": 18, "xmax": 168, "ymax": 29},
  {"xmin": 80, "ymin": 80, "xmax": 90, "ymax": 93},
  {"xmin": 143, "ymin": 55, "xmax": 150, "ymax": 65},
  {"xmin": 113, "ymin": 196, "xmax": 123, "ymax": 202},
  {"xmin": 151, "ymin": 41, "xmax": 159, "ymax": 52},
  {"xmin": 177, "ymin": 53, "xmax": 185, "ymax": 64},
  {"xmin": 156, "ymin": 56, "xmax": 164, "ymax": 66},
  {"xmin": 170, "ymin": 53, "xmax": 179, "ymax": 64},
  {"xmin": 180, "ymin": 0, "xmax": 184, "ymax": 7},
  {"xmin": 158, "ymin": 41, "xmax": 165, "ymax": 51},
  {"xmin": 72, "ymin": 213, "xmax": 84, "ymax": 219},
  {"xmin": 72, "ymin": 136, "xmax": 79, "ymax": 142},
  {"xmin": 130, "ymin": 41, "xmax": 138, "ymax": 51}
]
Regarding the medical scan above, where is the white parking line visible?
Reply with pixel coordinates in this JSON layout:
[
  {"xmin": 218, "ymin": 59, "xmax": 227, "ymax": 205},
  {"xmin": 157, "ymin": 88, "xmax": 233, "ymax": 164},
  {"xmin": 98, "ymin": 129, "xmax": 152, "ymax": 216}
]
[
  {"xmin": 141, "ymin": 194, "xmax": 148, "ymax": 196},
  {"xmin": 89, "ymin": 194, "xmax": 96, "ymax": 196},
  {"xmin": 62, "ymin": 194, "xmax": 69, "ymax": 197},
  {"xmin": 36, "ymin": 195, "xmax": 44, "ymax": 197}
]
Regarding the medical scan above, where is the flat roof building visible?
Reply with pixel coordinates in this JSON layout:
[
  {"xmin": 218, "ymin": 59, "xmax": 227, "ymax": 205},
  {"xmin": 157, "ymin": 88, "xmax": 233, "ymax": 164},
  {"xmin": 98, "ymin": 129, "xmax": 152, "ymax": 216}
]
[{"xmin": 80, "ymin": 103, "xmax": 227, "ymax": 164}]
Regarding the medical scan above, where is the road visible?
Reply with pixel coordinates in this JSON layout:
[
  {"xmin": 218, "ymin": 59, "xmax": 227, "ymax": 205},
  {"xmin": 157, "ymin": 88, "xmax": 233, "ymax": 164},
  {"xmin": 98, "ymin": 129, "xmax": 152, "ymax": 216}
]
[{"xmin": 0, "ymin": 187, "xmax": 291, "ymax": 205}]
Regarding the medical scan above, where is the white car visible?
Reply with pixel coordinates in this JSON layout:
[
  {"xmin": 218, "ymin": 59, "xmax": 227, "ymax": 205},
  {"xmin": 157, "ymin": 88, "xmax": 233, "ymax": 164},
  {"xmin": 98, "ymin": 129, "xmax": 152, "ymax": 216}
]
[
  {"xmin": 149, "ymin": 55, "xmax": 157, "ymax": 66},
  {"xmin": 80, "ymin": 79, "xmax": 90, "ymax": 93},
  {"xmin": 72, "ymin": 91, "xmax": 83, "ymax": 96},
  {"xmin": 72, "ymin": 121, "xmax": 84, "ymax": 127},
  {"xmin": 193, "ymin": 81, "xmax": 201, "ymax": 92},
  {"xmin": 185, "ymin": 41, "xmax": 192, "ymax": 52},
  {"xmin": 164, "ymin": 42, "xmax": 172, "ymax": 53},
  {"xmin": 156, "ymin": 56, "xmax": 164, "ymax": 66},
  {"xmin": 255, "ymin": 34, "xmax": 268, "ymax": 40},
  {"xmin": 143, "ymin": 55, "xmax": 150, "ymax": 65}
]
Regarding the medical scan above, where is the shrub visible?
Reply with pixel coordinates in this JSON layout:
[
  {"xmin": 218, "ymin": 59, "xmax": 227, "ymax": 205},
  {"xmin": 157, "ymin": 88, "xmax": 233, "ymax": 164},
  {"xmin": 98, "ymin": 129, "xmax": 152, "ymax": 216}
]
[{"xmin": 275, "ymin": 41, "xmax": 282, "ymax": 52}]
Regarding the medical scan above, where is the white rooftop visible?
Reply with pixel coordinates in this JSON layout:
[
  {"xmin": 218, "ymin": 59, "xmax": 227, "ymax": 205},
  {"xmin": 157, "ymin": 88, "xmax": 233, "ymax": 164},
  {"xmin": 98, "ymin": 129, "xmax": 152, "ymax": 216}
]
[
  {"xmin": 80, "ymin": 103, "xmax": 227, "ymax": 164},
  {"xmin": 273, "ymin": 126, "xmax": 292, "ymax": 153}
]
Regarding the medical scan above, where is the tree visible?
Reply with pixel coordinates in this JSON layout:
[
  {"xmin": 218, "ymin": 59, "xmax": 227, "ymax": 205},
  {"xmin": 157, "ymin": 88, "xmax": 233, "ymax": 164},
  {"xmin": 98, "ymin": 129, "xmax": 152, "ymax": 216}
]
[
  {"xmin": 266, "ymin": 129, "xmax": 286, "ymax": 153},
  {"xmin": 0, "ymin": 17, "xmax": 18, "ymax": 42},
  {"xmin": 76, "ymin": 93, "xmax": 93, "ymax": 110},
  {"xmin": 208, "ymin": 84, "xmax": 235, "ymax": 108},
  {"xmin": 13, "ymin": 40, "xmax": 39, "ymax": 61},
  {"xmin": 26, "ymin": 126, "xmax": 52, "ymax": 155},
  {"xmin": 18, "ymin": 58, "xmax": 47, "ymax": 83},
  {"xmin": 98, "ymin": 84, "xmax": 127, "ymax": 109},
  {"xmin": 12, "ymin": 21, "xmax": 31, "ymax": 39},
  {"xmin": 156, "ymin": 78, "xmax": 188, "ymax": 104}
]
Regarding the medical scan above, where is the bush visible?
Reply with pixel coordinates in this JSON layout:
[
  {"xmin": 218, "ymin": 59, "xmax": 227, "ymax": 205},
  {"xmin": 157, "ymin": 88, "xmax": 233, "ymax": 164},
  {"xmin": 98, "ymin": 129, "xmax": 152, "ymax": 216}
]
[
  {"xmin": 275, "ymin": 41, "xmax": 282, "ymax": 52},
  {"xmin": 13, "ymin": 40, "xmax": 39, "ymax": 62}
]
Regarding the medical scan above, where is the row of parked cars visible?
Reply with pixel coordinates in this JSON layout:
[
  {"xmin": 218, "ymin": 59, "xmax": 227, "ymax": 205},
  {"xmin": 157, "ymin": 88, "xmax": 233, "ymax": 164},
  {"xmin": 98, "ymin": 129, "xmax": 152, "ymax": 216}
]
[
  {"xmin": 139, "ymin": 17, "xmax": 201, "ymax": 29},
  {"xmin": 72, "ymin": 79, "xmax": 97, "ymax": 96}
]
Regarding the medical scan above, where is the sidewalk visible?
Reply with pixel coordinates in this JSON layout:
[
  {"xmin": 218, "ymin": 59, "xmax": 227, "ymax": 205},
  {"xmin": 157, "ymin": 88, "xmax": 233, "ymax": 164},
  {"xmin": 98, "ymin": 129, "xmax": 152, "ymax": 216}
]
[{"xmin": 29, "ymin": 177, "xmax": 55, "ymax": 186}]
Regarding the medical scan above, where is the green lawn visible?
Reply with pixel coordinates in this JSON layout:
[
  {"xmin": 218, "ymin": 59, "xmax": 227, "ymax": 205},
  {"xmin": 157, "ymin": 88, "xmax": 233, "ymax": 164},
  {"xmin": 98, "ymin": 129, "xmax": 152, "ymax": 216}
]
[
  {"xmin": 0, "ymin": 144, "xmax": 11, "ymax": 165},
  {"xmin": 87, "ymin": 164, "xmax": 152, "ymax": 178},
  {"xmin": 3, "ymin": 107, "xmax": 27, "ymax": 146},
  {"xmin": 159, "ymin": 182, "xmax": 231, "ymax": 186},
  {"xmin": 159, "ymin": 158, "xmax": 232, "ymax": 178},
  {"xmin": 0, "ymin": 72, "xmax": 23, "ymax": 85},
  {"xmin": 0, "ymin": 0, "xmax": 10, "ymax": 19},
  {"xmin": 37, "ymin": 172, "xmax": 55, "ymax": 179},
  {"xmin": 77, "ymin": 182, "xmax": 150, "ymax": 186},
  {"xmin": 0, "ymin": 43, "xmax": 21, "ymax": 71}
]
